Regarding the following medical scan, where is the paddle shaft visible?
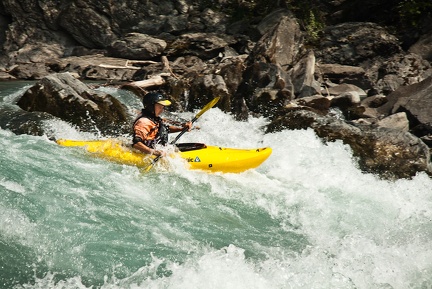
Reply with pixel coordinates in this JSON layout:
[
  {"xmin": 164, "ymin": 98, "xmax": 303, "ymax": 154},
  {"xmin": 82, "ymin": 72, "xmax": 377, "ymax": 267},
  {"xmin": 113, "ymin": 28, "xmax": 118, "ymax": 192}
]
[{"xmin": 146, "ymin": 96, "xmax": 220, "ymax": 170}]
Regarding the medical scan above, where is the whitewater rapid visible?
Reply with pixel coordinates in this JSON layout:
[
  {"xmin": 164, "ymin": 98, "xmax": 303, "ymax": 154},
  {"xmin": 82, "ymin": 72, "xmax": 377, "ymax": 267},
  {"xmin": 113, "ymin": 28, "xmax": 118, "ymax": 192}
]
[{"xmin": 1, "ymin": 83, "xmax": 432, "ymax": 289}]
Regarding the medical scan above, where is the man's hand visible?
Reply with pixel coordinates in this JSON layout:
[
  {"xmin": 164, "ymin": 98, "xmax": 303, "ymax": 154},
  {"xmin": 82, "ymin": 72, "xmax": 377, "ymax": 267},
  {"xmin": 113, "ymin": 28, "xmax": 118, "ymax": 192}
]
[
  {"xmin": 183, "ymin": 121, "xmax": 192, "ymax": 131},
  {"xmin": 152, "ymin": 149, "xmax": 166, "ymax": 156}
]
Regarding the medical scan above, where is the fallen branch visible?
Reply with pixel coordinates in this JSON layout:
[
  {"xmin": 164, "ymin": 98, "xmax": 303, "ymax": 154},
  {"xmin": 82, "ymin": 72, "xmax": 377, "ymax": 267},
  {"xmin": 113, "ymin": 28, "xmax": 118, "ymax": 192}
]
[
  {"xmin": 120, "ymin": 75, "xmax": 166, "ymax": 96},
  {"xmin": 125, "ymin": 60, "xmax": 158, "ymax": 66},
  {"xmin": 98, "ymin": 64, "xmax": 141, "ymax": 70},
  {"xmin": 127, "ymin": 75, "xmax": 165, "ymax": 88},
  {"xmin": 98, "ymin": 60, "xmax": 158, "ymax": 70}
]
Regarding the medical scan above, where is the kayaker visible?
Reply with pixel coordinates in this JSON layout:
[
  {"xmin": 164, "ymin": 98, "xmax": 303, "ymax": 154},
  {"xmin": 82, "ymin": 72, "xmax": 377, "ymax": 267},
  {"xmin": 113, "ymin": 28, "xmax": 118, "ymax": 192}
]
[{"xmin": 132, "ymin": 91, "xmax": 192, "ymax": 156}]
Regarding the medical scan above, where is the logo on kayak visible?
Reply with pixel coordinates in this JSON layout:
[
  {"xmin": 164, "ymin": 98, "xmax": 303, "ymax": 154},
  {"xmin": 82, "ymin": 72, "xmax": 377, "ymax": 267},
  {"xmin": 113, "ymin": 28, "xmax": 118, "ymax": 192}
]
[{"xmin": 185, "ymin": 156, "xmax": 201, "ymax": 162}]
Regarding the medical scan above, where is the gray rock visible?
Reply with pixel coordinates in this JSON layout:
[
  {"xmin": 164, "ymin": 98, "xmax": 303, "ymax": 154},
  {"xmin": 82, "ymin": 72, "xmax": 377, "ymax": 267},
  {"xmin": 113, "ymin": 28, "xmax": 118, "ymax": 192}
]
[
  {"xmin": 290, "ymin": 50, "xmax": 321, "ymax": 98},
  {"xmin": 59, "ymin": 3, "xmax": 117, "ymax": 49},
  {"xmin": 331, "ymin": 91, "xmax": 361, "ymax": 108},
  {"xmin": 361, "ymin": 94, "xmax": 387, "ymax": 108},
  {"xmin": 256, "ymin": 9, "xmax": 294, "ymax": 36},
  {"xmin": 325, "ymin": 83, "xmax": 367, "ymax": 98},
  {"xmin": 375, "ymin": 53, "xmax": 432, "ymax": 95},
  {"xmin": 267, "ymin": 108, "xmax": 432, "ymax": 179},
  {"xmin": 409, "ymin": 32, "xmax": 432, "ymax": 61},
  {"xmin": 109, "ymin": 33, "xmax": 167, "ymax": 60},
  {"xmin": 166, "ymin": 32, "xmax": 233, "ymax": 59},
  {"xmin": 233, "ymin": 61, "xmax": 294, "ymax": 118},
  {"xmin": 294, "ymin": 95, "xmax": 331, "ymax": 112},
  {"xmin": 0, "ymin": 107, "xmax": 55, "ymax": 136},
  {"xmin": 249, "ymin": 15, "xmax": 303, "ymax": 69},
  {"xmin": 376, "ymin": 112, "xmax": 409, "ymax": 132},
  {"xmin": 378, "ymin": 76, "xmax": 432, "ymax": 137},
  {"xmin": 16, "ymin": 72, "xmax": 130, "ymax": 135},
  {"xmin": 316, "ymin": 22, "xmax": 402, "ymax": 66},
  {"xmin": 315, "ymin": 63, "xmax": 371, "ymax": 89}
]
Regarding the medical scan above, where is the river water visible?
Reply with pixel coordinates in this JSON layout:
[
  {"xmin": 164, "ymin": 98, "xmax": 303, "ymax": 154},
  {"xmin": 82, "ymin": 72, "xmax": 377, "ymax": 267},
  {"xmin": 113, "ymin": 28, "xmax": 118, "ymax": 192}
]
[{"xmin": 1, "ymin": 82, "xmax": 431, "ymax": 289}]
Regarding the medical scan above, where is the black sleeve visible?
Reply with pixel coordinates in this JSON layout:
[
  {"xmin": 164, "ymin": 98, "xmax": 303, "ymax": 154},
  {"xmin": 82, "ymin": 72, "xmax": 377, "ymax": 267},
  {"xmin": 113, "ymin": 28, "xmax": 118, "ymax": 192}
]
[{"xmin": 132, "ymin": 136, "xmax": 143, "ymax": 145}]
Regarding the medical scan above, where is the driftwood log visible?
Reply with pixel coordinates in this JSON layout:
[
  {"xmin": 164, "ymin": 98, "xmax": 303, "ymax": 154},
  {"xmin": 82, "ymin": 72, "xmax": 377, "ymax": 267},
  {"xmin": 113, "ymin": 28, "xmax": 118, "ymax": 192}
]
[{"xmin": 118, "ymin": 56, "xmax": 178, "ymax": 95}]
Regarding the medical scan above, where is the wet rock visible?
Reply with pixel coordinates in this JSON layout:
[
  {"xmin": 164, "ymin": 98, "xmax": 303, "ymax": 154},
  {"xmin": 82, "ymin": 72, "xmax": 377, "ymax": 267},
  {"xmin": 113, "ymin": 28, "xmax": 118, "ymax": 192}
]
[
  {"xmin": 266, "ymin": 108, "xmax": 432, "ymax": 179},
  {"xmin": 188, "ymin": 74, "xmax": 229, "ymax": 111},
  {"xmin": 16, "ymin": 72, "xmax": 130, "ymax": 135},
  {"xmin": 217, "ymin": 57, "xmax": 247, "ymax": 97},
  {"xmin": 233, "ymin": 61, "xmax": 293, "ymax": 118},
  {"xmin": 0, "ymin": 107, "xmax": 55, "ymax": 136}
]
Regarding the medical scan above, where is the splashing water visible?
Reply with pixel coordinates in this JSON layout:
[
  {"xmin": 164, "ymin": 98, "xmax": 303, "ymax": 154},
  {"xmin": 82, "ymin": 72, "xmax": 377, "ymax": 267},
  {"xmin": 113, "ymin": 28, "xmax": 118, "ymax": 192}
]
[{"xmin": 1, "ymin": 82, "xmax": 432, "ymax": 289}]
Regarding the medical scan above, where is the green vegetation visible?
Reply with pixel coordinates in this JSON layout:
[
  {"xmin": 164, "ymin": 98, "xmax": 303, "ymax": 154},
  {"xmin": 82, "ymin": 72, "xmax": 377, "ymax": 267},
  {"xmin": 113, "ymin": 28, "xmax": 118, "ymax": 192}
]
[
  {"xmin": 286, "ymin": 0, "xmax": 326, "ymax": 44},
  {"xmin": 202, "ymin": 0, "xmax": 326, "ymax": 42},
  {"xmin": 397, "ymin": 0, "xmax": 432, "ymax": 27},
  {"xmin": 201, "ymin": 0, "xmax": 431, "ymax": 43}
]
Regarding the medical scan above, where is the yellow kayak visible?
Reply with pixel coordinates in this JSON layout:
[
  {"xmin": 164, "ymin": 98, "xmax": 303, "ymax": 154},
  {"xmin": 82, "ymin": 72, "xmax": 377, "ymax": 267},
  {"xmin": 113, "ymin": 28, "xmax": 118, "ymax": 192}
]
[{"xmin": 56, "ymin": 139, "xmax": 272, "ymax": 173}]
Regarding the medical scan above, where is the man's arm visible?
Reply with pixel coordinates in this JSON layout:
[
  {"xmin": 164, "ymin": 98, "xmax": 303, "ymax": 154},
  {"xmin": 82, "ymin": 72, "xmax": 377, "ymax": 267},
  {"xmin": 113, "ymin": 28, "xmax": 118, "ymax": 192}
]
[
  {"xmin": 133, "ymin": 142, "xmax": 163, "ymax": 156},
  {"xmin": 168, "ymin": 121, "xmax": 192, "ymax": 133}
]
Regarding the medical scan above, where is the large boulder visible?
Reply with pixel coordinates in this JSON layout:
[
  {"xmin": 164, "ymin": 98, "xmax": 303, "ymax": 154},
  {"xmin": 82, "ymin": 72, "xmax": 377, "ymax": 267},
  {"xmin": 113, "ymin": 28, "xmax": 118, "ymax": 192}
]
[
  {"xmin": 16, "ymin": 72, "xmax": 130, "ymax": 135},
  {"xmin": 108, "ymin": 33, "xmax": 167, "ymax": 60},
  {"xmin": 59, "ymin": 2, "xmax": 117, "ymax": 49},
  {"xmin": 316, "ymin": 22, "xmax": 402, "ymax": 66},
  {"xmin": 377, "ymin": 76, "xmax": 432, "ymax": 138},
  {"xmin": 188, "ymin": 74, "xmax": 229, "ymax": 111},
  {"xmin": 249, "ymin": 14, "xmax": 303, "ymax": 68}
]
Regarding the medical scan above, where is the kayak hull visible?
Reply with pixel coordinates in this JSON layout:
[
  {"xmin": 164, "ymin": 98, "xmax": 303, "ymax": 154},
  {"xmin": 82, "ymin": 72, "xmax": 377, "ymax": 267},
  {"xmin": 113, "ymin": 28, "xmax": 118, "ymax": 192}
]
[{"xmin": 56, "ymin": 139, "xmax": 272, "ymax": 173}]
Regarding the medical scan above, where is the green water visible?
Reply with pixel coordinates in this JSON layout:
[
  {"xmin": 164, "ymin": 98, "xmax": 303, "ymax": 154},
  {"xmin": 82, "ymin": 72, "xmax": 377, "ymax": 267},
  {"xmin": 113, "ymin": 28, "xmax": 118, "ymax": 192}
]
[{"xmin": 1, "ymin": 82, "xmax": 432, "ymax": 288}]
